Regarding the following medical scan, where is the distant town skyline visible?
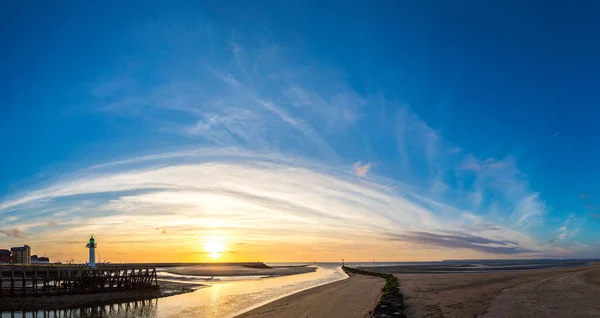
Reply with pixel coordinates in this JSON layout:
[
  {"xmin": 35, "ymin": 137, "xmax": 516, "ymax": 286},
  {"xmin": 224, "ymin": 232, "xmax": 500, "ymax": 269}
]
[
  {"xmin": 0, "ymin": 245, "xmax": 51, "ymax": 265},
  {"xmin": 2, "ymin": 2, "xmax": 600, "ymax": 262}
]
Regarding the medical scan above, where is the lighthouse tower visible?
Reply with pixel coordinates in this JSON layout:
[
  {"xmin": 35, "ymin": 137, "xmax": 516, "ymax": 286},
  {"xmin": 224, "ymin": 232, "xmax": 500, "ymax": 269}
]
[{"xmin": 85, "ymin": 235, "xmax": 97, "ymax": 268}]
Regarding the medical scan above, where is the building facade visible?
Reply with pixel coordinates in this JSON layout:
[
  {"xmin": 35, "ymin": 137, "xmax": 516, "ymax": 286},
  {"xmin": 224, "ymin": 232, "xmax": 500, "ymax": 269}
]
[
  {"xmin": 11, "ymin": 245, "xmax": 31, "ymax": 264},
  {"xmin": 31, "ymin": 255, "xmax": 50, "ymax": 264},
  {"xmin": 0, "ymin": 249, "xmax": 10, "ymax": 263}
]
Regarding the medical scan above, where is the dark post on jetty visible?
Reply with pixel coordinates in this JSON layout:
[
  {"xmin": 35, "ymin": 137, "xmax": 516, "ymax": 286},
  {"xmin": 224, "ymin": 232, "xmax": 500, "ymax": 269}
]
[{"xmin": 0, "ymin": 265, "xmax": 158, "ymax": 296}]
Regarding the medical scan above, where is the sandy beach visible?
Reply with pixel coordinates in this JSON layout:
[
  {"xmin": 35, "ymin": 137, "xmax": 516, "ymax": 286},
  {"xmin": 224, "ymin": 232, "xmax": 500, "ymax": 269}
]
[
  {"xmin": 236, "ymin": 273, "xmax": 385, "ymax": 318},
  {"xmin": 368, "ymin": 263, "xmax": 600, "ymax": 317}
]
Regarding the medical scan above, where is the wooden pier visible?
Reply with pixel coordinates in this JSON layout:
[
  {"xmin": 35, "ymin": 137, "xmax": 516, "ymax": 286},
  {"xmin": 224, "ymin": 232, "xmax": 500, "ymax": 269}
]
[{"xmin": 0, "ymin": 265, "xmax": 158, "ymax": 296}]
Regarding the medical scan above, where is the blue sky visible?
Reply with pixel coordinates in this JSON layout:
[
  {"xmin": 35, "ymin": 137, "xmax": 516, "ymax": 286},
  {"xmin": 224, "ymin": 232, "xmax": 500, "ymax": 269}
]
[{"xmin": 1, "ymin": 1, "xmax": 600, "ymax": 261}]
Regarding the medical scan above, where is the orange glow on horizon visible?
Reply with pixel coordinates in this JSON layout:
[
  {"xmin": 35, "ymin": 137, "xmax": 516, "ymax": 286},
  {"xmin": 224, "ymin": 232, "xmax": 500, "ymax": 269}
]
[{"xmin": 21, "ymin": 233, "xmax": 523, "ymax": 264}]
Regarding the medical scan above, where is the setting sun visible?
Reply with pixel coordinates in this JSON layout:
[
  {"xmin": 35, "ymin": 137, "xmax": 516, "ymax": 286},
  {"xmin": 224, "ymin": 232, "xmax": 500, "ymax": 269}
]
[{"xmin": 203, "ymin": 237, "xmax": 226, "ymax": 259}]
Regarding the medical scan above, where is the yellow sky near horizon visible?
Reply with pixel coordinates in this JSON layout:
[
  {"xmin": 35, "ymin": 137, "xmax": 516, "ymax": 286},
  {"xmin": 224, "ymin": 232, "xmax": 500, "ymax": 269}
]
[{"xmin": 6, "ymin": 232, "xmax": 526, "ymax": 264}]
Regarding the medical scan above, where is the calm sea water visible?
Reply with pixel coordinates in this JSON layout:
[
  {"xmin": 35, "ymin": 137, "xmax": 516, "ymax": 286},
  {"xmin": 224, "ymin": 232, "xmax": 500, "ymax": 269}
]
[{"xmin": 1, "ymin": 265, "xmax": 347, "ymax": 318}]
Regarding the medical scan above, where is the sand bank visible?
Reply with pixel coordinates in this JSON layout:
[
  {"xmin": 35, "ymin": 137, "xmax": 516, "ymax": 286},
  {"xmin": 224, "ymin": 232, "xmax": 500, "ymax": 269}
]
[
  {"xmin": 236, "ymin": 273, "xmax": 384, "ymax": 318},
  {"xmin": 371, "ymin": 263, "xmax": 600, "ymax": 317},
  {"xmin": 164, "ymin": 265, "xmax": 316, "ymax": 277}
]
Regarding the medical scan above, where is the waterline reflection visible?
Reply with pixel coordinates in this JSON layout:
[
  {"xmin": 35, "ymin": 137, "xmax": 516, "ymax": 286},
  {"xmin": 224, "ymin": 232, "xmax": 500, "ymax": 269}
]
[
  {"xmin": 1, "ymin": 299, "xmax": 158, "ymax": 318},
  {"xmin": 155, "ymin": 265, "xmax": 347, "ymax": 317}
]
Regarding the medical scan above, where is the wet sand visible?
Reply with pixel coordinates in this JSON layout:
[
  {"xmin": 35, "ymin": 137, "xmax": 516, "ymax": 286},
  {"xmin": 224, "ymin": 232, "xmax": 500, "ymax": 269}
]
[
  {"xmin": 369, "ymin": 263, "xmax": 600, "ymax": 317},
  {"xmin": 236, "ymin": 273, "xmax": 385, "ymax": 318},
  {"xmin": 158, "ymin": 279, "xmax": 205, "ymax": 293}
]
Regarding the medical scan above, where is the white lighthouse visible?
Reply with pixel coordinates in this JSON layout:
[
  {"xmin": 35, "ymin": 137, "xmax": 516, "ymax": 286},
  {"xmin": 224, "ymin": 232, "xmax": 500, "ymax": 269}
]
[{"xmin": 85, "ymin": 235, "xmax": 97, "ymax": 268}]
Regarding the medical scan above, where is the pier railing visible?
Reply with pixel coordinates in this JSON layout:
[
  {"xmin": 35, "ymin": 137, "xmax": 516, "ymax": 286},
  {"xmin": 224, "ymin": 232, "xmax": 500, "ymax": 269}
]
[{"xmin": 0, "ymin": 265, "xmax": 158, "ymax": 295}]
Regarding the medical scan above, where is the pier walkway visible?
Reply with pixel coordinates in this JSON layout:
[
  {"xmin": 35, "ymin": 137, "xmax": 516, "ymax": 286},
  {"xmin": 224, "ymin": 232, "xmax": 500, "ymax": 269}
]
[{"xmin": 0, "ymin": 265, "xmax": 158, "ymax": 295}]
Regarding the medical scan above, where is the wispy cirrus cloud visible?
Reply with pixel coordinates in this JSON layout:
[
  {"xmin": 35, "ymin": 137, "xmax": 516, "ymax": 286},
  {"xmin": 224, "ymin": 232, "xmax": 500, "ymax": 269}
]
[
  {"xmin": 88, "ymin": 32, "xmax": 368, "ymax": 162},
  {"xmin": 0, "ymin": 149, "xmax": 552, "ymax": 261},
  {"xmin": 393, "ymin": 104, "xmax": 547, "ymax": 230},
  {"xmin": 0, "ymin": 228, "xmax": 25, "ymax": 238},
  {"xmin": 388, "ymin": 231, "xmax": 535, "ymax": 254},
  {"xmin": 460, "ymin": 157, "xmax": 508, "ymax": 171},
  {"xmin": 554, "ymin": 214, "xmax": 580, "ymax": 243}
]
